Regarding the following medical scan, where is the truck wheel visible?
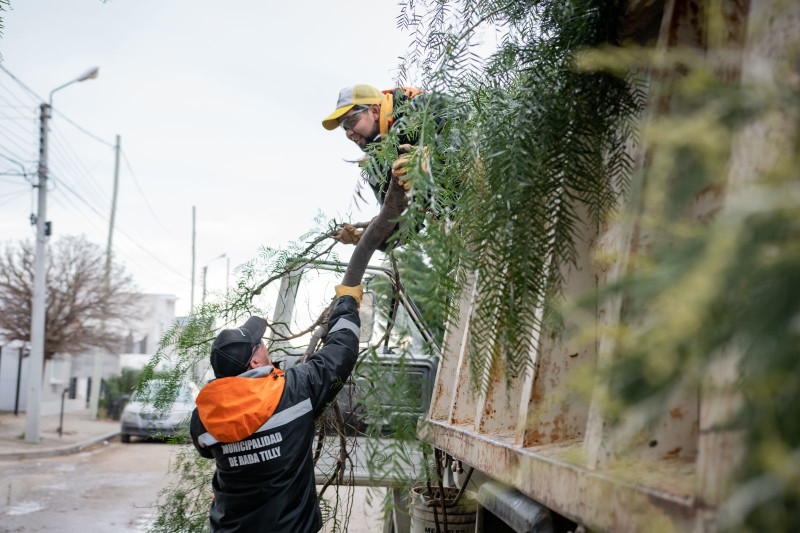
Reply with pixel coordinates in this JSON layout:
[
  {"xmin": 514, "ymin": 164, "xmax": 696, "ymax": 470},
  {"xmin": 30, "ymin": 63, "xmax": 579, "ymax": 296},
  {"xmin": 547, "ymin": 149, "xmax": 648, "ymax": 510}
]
[{"xmin": 121, "ymin": 433, "xmax": 131, "ymax": 443}]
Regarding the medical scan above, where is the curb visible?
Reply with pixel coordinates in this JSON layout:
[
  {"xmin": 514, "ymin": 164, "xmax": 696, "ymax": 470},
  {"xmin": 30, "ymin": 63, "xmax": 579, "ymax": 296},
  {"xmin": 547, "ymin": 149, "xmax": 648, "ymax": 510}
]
[{"xmin": 0, "ymin": 431, "xmax": 120, "ymax": 461}]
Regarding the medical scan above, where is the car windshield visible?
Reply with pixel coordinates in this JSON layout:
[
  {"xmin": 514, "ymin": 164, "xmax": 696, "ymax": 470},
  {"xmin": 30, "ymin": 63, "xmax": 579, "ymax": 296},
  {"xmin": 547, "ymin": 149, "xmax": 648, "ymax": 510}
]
[{"xmin": 134, "ymin": 382, "xmax": 194, "ymax": 403}]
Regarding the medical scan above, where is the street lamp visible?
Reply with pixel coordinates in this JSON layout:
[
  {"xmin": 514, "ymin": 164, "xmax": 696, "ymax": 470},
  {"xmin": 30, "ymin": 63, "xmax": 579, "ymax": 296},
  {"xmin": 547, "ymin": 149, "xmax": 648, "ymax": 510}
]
[
  {"xmin": 25, "ymin": 67, "xmax": 99, "ymax": 444},
  {"xmin": 201, "ymin": 253, "xmax": 227, "ymax": 306},
  {"xmin": 48, "ymin": 67, "xmax": 99, "ymax": 107}
]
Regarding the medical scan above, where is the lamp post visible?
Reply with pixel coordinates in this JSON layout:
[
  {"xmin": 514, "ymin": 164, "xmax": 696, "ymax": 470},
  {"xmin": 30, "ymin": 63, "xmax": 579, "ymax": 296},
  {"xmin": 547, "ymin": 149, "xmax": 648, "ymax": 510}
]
[
  {"xmin": 201, "ymin": 253, "xmax": 226, "ymax": 306},
  {"xmin": 25, "ymin": 67, "xmax": 99, "ymax": 444}
]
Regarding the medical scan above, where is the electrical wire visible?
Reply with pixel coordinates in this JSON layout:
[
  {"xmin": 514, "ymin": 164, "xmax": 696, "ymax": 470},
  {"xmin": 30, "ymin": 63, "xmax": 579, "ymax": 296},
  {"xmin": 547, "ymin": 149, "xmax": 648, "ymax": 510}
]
[
  {"xmin": 0, "ymin": 184, "xmax": 30, "ymax": 196},
  {"xmin": 50, "ymin": 172, "xmax": 191, "ymax": 282},
  {"xmin": 0, "ymin": 64, "xmax": 44, "ymax": 102},
  {"xmin": 0, "ymin": 64, "xmax": 114, "ymax": 149},
  {"xmin": 0, "ymin": 81, "xmax": 38, "ymax": 111},
  {"xmin": 48, "ymin": 191, "xmax": 182, "ymax": 283},
  {"xmin": 0, "ymin": 65, "xmax": 190, "ymax": 287},
  {"xmin": 50, "ymin": 184, "xmax": 190, "ymax": 286},
  {"xmin": 0, "ymin": 151, "xmax": 34, "ymax": 172},
  {"xmin": 0, "ymin": 188, "xmax": 31, "ymax": 208},
  {"xmin": 47, "ymin": 150, "xmax": 110, "ymax": 214},
  {"xmin": 51, "ymin": 108, "xmax": 114, "ymax": 148},
  {"xmin": 48, "ymin": 128, "xmax": 111, "ymax": 206},
  {"xmin": 120, "ymin": 149, "xmax": 178, "ymax": 238},
  {"xmin": 0, "ymin": 125, "xmax": 37, "ymax": 158}
]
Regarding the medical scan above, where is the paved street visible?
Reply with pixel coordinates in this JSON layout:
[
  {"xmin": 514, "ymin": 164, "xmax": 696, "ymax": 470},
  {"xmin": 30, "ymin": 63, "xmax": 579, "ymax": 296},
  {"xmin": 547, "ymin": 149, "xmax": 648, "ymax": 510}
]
[
  {"xmin": 0, "ymin": 438, "xmax": 386, "ymax": 532},
  {"xmin": 0, "ymin": 440, "xmax": 176, "ymax": 532}
]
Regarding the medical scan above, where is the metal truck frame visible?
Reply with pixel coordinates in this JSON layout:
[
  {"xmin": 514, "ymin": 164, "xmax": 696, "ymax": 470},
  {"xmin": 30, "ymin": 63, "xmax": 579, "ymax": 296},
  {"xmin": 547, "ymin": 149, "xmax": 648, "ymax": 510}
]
[{"xmin": 420, "ymin": 1, "xmax": 798, "ymax": 531}]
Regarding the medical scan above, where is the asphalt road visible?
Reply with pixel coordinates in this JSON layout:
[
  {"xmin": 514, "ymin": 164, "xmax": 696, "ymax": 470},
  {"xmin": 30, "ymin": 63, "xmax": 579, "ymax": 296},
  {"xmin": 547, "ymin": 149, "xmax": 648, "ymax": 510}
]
[
  {"xmin": 0, "ymin": 439, "xmax": 176, "ymax": 532},
  {"xmin": 0, "ymin": 438, "xmax": 386, "ymax": 532}
]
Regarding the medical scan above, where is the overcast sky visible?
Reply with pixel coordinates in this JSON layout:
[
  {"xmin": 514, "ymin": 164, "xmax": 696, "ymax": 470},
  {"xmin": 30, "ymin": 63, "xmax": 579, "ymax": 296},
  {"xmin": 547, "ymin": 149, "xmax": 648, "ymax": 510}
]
[{"xmin": 0, "ymin": 1, "xmax": 417, "ymax": 316}]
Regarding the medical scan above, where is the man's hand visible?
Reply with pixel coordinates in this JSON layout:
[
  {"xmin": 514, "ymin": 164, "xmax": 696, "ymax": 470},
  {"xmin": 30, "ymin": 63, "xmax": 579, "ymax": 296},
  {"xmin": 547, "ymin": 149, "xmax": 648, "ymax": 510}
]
[
  {"xmin": 335, "ymin": 284, "xmax": 363, "ymax": 307},
  {"xmin": 332, "ymin": 223, "xmax": 362, "ymax": 245},
  {"xmin": 391, "ymin": 144, "xmax": 429, "ymax": 191}
]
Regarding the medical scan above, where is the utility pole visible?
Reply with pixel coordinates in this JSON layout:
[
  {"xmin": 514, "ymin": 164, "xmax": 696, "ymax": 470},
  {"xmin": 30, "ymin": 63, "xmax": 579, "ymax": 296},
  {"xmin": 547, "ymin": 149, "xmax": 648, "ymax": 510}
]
[
  {"xmin": 90, "ymin": 134, "xmax": 120, "ymax": 420},
  {"xmin": 24, "ymin": 103, "xmax": 51, "ymax": 444},
  {"xmin": 201, "ymin": 253, "xmax": 225, "ymax": 306},
  {"xmin": 190, "ymin": 206, "xmax": 196, "ymax": 310},
  {"xmin": 105, "ymin": 135, "xmax": 121, "ymax": 274},
  {"xmin": 201, "ymin": 265, "xmax": 208, "ymax": 306},
  {"xmin": 24, "ymin": 67, "xmax": 98, "ymax": 443}
]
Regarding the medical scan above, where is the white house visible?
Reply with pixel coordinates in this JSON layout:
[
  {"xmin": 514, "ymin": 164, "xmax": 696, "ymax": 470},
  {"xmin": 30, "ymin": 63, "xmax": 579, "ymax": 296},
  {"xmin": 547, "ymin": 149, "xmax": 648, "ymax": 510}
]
[{"xmin": 0, "ymin": 293, "xmax": 177, "ymax": 414}]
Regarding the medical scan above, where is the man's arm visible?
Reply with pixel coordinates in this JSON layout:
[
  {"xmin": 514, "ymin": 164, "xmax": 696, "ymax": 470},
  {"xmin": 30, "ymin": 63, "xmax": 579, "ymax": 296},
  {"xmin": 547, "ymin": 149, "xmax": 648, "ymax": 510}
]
[
  {"xmin": 190, "ymin": 409, "xmax": 214, "ymax": 458},
  {"xmin": 296, "ymin": 288, "xmax": 362, "ymax": 417}
]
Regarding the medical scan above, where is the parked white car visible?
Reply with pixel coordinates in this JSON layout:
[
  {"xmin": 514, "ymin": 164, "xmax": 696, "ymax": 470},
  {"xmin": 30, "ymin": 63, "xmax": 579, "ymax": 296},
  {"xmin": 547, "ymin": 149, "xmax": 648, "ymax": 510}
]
[{"xmin": 120, "ymin": 381, "xmax": 198, "ymax": 443}]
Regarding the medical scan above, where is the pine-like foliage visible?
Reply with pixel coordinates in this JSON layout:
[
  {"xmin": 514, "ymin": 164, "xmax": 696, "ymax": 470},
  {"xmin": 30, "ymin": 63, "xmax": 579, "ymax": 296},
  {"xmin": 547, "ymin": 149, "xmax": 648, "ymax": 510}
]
[{"xmin": 391, "ymin": 0, "xmax": 643, "ymax": 387}]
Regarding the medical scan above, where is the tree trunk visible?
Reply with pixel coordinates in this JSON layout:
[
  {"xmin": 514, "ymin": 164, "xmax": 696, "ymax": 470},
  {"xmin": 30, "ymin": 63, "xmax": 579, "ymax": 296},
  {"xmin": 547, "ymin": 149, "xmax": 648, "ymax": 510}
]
[
  {"xmin": 303, "ymin": 177, "xmax": 407, "ymax": 362},
  {"xmin": 341, "ymin": 177, "xmax": 407, "ymax": 286}
]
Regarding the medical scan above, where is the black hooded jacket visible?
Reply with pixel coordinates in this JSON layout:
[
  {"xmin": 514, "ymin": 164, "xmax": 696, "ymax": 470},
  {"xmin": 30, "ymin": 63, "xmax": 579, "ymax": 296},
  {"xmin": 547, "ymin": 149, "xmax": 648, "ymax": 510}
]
[{"xmin": 190, "ymin": 295, "xmax": 361, "ymax": 532}]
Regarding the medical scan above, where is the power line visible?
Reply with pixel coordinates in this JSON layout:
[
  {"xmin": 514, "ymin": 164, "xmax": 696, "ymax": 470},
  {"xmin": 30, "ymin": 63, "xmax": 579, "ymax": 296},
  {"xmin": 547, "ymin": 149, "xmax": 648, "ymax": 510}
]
[
  {"xmin": 0, "ymin": 63, "xmax": 44, "ymax": 102},
  {"xmin": 120, "ymin": 149, "xmax": 178, "ymax": 238},
  {"xmin": 0, "ymin": 64, "xmax": 114, "ymax": 148},
  {"xmin": 0, "ymin": 65, "xmax": 189, "ymax": 287},
  {"xmin": 48, "ymin": 192, "xmax": 171, "ymax": 279},
  {"xmin": 47, "ymin": 147, "xmax": 109, "ymax": 211},
  {"xmin": 0, "ymin": 80, "xmax": 39, "ymax": 110},
  {"xmin": 51, "ymin": 179, "xmax": 190, "ymax": 285},
  {"xmin": 0, "ymin": 188, "xmax": 30, "ymax": 208},
  {"xmin": 48, "ymin": 127, "xmax": 111, "ymax": 206},
  {"xmin": 50, "ymin": 172, "xmax": 191, "ymax": 282},
  {"xmin": 0, "ymin": 182, "xmax": 30, "ymax": 194},
  {"xmin": 0, "ymin": 124, "xmax": 37, "ymax": 157},
  {"xmin": 0, "ymin": 87, "xmax": 36, "ymax": 114},
  {"xmin": 52, "ymin": 108, "xmax": 114, "ymax": 148},
  {"xmin": 0, "ymin": 151, "xmax": 34, "ymax": 170}
]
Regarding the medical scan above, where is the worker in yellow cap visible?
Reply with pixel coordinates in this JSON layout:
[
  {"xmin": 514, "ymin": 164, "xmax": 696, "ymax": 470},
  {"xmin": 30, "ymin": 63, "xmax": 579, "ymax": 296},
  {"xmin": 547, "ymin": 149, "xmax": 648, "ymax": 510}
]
[{"xmin": 322, "ymin": 84, "xmax": 427, "ymax": 245}]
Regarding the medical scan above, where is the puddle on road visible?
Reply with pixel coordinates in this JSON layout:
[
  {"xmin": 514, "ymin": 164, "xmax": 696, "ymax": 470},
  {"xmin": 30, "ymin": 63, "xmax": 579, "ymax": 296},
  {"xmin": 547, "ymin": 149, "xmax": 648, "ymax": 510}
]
[{"xmin": 7, "ymin": 500, "xmax": 45, "ymax": 515}]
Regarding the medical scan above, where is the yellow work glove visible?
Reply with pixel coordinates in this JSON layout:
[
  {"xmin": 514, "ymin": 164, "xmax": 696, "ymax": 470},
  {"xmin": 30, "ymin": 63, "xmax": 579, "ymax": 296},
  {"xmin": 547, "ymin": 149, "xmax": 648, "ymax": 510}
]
[
  {"xmin": 335, "ymin": 284, "xmax": 363, "ymax": 307},
  {"xmin": 391, "ymin": 144, "xmax": 430, "ymax": 191},
  {"xmin": 332, "ymin": 223, "xmax": 362, "ymax": 245}
]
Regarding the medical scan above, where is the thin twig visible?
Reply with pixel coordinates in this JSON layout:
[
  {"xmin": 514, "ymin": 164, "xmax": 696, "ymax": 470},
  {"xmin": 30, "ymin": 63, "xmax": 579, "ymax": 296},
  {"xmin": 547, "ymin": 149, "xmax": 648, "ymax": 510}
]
[
  {"xmin": 318, "ymin": 462, "xmax": 342, "ymax": 498},
  {"xmin": 424, "ymin": 446, "xmax": 442, "ymax": 533},
  {"xmin": 435, "ymin": 448, "xmax": 449, "ymax": 533},
  {"xmin": 312, "ymin": 420, "xmax": 326, "ymax": 465},
  {"xmin": 250, "ymin": 240, "xmax": 336, "ymax": 299},
  {"xmin": 333, "ymin": 403, "xmax": 348, "ymax": 484}
]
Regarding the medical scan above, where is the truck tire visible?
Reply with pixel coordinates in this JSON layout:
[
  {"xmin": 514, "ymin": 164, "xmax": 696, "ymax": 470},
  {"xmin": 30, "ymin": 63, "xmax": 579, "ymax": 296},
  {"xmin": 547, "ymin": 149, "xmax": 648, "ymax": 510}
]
[{"xmin": 120, "ymin": 433, "xmax": 131, "ymax": 443}]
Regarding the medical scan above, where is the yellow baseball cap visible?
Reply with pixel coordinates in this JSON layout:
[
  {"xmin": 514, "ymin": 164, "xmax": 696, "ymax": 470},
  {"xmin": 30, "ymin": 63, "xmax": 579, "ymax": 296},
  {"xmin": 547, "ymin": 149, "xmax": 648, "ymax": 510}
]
[{"xmin": 322, "ymin": 85, "xmax": 383, "ymax": 130}]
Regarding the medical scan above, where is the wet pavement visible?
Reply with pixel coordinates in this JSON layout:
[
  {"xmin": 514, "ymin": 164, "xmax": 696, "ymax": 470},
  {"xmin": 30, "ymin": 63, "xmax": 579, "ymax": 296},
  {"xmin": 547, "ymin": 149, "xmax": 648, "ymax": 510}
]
[
  {"xmin": 0, "ymin": 439, "xmax": 176, "ymax": 532},
  {"xmin": 0, "ymin": 408, "xmax": 396, "ymax": 530}
]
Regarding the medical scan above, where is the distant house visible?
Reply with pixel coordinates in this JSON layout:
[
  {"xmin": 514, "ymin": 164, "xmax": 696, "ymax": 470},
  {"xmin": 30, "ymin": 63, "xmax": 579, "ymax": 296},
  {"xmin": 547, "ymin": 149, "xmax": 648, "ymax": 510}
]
[{"xmin": 0, "ymin": 293, "xmax": 177, "ymax": 414}]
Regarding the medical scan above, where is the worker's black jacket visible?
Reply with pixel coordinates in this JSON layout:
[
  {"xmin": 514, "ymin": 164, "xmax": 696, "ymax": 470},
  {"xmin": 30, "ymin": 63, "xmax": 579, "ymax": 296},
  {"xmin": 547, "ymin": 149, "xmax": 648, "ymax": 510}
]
[{"xmin": 189, "ymin": 295, "xmax": 361, "ymax": 533}]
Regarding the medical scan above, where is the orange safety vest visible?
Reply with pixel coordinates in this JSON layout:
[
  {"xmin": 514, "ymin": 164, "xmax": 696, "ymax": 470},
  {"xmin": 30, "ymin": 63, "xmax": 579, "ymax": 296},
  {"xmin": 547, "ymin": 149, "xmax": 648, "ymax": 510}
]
[{"xmin": 379, "ymin": 87, "xmax": 423, "ymax": 136}]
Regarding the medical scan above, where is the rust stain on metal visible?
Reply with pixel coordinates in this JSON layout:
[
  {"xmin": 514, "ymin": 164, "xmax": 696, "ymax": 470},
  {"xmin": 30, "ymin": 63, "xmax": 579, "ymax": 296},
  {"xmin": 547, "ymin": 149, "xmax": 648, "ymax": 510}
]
[
  {"xmin": 526, "ymin": 428, "xmax": 546, "ymax": 446},
  {"xmin": 666, "ymin": 447, "xmax": 683, "ymax": 458},
  {"xmin": 670, "ymin": 407, "xmax": 684, "ymax": 420},
  {"xmin": 550, "ymin": 412, "xmax": 567, "ymax": 443},
  {"xmin": 667, "ymin": 0, "xmax": 706, "ymax": 49}
]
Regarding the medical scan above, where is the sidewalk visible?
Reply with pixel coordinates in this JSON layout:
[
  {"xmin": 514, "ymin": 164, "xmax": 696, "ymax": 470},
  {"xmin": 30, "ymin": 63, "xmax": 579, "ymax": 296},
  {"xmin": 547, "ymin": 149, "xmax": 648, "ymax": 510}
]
[{"xmin": 0, "ymin": 409, "xmax": 120, "ymax": 460}]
